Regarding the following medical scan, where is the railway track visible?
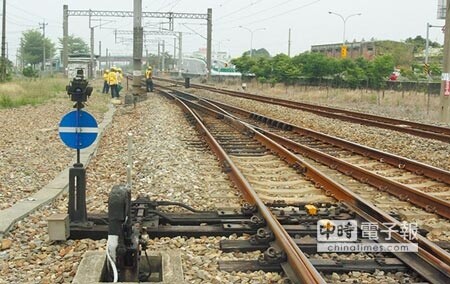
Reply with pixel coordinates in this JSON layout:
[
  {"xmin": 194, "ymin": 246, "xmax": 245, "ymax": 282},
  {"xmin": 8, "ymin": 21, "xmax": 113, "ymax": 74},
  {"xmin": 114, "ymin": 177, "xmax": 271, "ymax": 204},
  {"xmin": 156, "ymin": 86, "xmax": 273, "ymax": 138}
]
[
  {"xmin": 164, "ymin": 87, "xmax": 450, "ymax": 223},
  {"xmin": 156, "ymin": 87, "xmax": 450, "ymax": 283},
  {"xmin": 154, "ymin": 77, "xmax": 450, "ymax": 143}
]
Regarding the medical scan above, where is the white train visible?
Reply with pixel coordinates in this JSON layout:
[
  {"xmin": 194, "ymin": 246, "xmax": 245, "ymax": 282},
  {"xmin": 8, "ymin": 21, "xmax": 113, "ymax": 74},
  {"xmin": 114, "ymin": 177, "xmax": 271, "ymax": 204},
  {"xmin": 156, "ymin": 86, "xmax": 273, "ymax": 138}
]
[{"xmin": 181, "ymin": 57, "xmax": 241, "ymax": 77}]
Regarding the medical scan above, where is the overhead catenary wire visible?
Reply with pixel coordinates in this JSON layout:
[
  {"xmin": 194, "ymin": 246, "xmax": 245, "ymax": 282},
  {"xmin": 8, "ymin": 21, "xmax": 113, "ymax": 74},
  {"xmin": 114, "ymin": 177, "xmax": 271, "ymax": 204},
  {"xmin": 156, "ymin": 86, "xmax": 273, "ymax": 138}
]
[
  {"xmin": 8, "ymin": 2, "xmax": 63, "ymax": 26},
  {"xmin": 215, "ymin": 0, "xmax": 297, "ymax": 26},
  {"xmin": 239, "ymin": 0, "xmax": 322, "ymax": 27},
  {"xmin": 180, "ymin": 23, "xmax": 206, "ymax": 40},
  {"xmin": 215, "ymin": 0, "xmax": 265, "ymax": 22},
  {"xmin": 168, "ymin": 0, "xmax": 183, "ymax": 12}
]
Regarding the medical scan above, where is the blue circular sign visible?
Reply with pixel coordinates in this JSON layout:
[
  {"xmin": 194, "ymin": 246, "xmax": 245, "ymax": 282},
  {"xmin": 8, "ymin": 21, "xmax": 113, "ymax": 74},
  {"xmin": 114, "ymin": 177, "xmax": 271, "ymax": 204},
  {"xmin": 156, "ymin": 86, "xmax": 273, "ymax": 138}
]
[{"xmin": 59, "ymin": 110, "xmax": 98, "ymax": 149}]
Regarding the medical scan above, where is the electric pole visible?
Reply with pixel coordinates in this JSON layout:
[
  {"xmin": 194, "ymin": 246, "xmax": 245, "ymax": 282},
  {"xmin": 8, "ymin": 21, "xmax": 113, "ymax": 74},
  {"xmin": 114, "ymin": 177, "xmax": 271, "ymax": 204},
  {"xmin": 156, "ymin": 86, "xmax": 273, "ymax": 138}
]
[
  {"xmin": 288, "ymin": 28, "xmax": 291, "ymax": 57},
  {"xmin": 178, "ymin": 32, "xmax": 182, "ymax": 77},
  {"xmin": 440, "ymin": 0, "xmax": 450, "ymax": 123},
  {"xmin": 130, "ymin": 0, "xmax": 144, "ymax": 104},
  {"xmin": 1, "ymin": 0, "xmax": 7, "ymax": 81},
  {"xmin": 161, "ymin": 40, "xmax": 165, "ymax": 72},
  {"xmin": 88, "ymin": 11, "xmax": 94, "ymax": 78},
  {"xmin": 106, "ymin": 47, "xmax": 109, "ymax": 68},
  {"xmin": 39, "ymin": 21, "xmax": 48, "ymax": 72},
  {"xmin": 206, "ymin": 8, "xmax": 212, "ymax": 80},
  {"xmin": 98, "ymin": 41, "xmax": 102, "ymax": 70},
  {"xmin": 63, "ymin": 5, "xmax": 68, "ymax": 76}
]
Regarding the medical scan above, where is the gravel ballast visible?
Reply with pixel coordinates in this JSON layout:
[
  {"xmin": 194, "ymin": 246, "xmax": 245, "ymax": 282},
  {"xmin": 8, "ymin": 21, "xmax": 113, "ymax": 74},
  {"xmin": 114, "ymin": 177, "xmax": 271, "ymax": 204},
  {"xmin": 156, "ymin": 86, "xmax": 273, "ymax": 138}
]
[
  {"xmin": 0, "ymin": 94, "xmax": 289, "ymax": 283},
  {"xmin": 1, "ymin": 85, "xmax": 445, "ymax": 283}
]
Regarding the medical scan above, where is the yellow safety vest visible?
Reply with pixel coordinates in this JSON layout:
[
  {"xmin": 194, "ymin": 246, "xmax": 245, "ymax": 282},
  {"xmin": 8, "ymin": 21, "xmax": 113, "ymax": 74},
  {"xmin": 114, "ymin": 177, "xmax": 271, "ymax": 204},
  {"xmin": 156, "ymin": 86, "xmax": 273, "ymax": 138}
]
[
  {"xmin": 108, "ymin": 71, "xmax": 118, "ymax": 85},
  {"xmin": 145, "ymin": 70, "xmax": 153, "ymax": 79}
]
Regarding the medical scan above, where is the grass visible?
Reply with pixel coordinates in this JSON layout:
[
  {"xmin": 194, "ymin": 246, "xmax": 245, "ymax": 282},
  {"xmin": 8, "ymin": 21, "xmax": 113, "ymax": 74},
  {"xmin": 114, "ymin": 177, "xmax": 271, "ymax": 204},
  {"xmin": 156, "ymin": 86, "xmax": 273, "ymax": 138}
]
[
  {"xmin": 211, "ymin": 79, "xmax": 446, "ymax": 124},
  {"xmin": 0, "ymin": 77, "xmax": 68, "ymax": 108}
]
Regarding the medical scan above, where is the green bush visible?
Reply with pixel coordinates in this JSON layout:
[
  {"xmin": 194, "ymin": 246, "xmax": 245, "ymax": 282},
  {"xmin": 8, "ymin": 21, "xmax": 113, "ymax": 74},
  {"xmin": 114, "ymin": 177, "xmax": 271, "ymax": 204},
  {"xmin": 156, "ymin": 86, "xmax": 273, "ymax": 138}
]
[{"xmin": 23, "ymin": 66, "xmax": 38, "ymax": 78}]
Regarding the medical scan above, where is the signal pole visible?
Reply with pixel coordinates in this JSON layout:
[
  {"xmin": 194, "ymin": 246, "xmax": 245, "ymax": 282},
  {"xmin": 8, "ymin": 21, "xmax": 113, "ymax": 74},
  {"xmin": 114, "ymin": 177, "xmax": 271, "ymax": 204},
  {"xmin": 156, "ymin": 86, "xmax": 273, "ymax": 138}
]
[
  {"xmin": 39, "ymin": 21, "xmax": 48, "ymax": 72},
  {"xmin": 440, "ymin": 0, "xmax": 450, "ymax": 123},
  {"xmin": 1, "ymin": 0, "xmax": 6, "ymax": 81}
]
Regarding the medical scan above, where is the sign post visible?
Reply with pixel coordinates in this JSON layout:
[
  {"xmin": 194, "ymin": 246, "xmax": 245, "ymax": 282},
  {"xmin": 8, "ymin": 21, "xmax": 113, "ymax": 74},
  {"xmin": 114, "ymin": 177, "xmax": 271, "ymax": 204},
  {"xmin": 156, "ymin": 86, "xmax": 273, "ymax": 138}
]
[{"xmin": 59, "ymin": 109, "xmax": 98, "ymax": 226}]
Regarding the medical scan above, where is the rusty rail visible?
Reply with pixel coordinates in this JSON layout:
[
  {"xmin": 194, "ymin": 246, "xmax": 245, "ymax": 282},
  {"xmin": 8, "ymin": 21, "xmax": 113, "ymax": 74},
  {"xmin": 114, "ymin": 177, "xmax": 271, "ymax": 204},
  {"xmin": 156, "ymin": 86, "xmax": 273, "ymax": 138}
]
[
  {"xmin": 155, "ymin": 77, "xmax": 450, "ymax": 143},
  {"xmin": 162, "ymin": 87, "xmax": 450, "ymax": 220},
  {"xmin": 158, "ymin": 89, "xmax": 326, "ymax": 284},
  {"xmin": 160, "ymin": 88, "xmax": 450, "ymax": 283}
]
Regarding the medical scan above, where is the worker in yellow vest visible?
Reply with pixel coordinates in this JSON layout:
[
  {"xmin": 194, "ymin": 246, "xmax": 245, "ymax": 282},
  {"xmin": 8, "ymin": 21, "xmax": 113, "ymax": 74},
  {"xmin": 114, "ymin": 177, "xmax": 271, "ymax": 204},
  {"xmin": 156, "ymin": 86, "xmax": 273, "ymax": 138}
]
[
  {"xmin": 116, "ymin": 68, "xmax": 124, "ymax": 97},
  {"xmin": 145, "ymin": 66, "xmax": 153, "ymax": 92},
  {"xmin": 102, "ymin": 69, "xmax": 109, "ymax": 94},
  {"xmin": 108, "ymin": 67, "xmax": 119, "ymax": 98}
]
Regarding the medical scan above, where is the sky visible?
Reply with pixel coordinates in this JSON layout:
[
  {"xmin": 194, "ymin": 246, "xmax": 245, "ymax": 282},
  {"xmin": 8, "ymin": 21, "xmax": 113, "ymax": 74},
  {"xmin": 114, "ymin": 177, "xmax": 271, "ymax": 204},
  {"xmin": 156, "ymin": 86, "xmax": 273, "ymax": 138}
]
[{"xmin": 3, "ymin": 0, "xmax": 447, "ymax": 64}]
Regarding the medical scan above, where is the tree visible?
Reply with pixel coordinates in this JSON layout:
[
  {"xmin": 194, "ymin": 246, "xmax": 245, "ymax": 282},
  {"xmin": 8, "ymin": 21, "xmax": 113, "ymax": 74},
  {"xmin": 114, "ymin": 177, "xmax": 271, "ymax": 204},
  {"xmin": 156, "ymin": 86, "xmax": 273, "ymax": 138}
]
[
  {"xmin": 292, "ymin": 52, "xmax": 336, "ymax": 79},
  {"xmin": 20, "ymin": 30, "xmax": 55, "ymax": 66},
  {"xmin": 231, "ymin": 55, "xmax": 257, "ymax": 75},
  {"xmin": 271, "ymin": 54, "xmax": 300, "ymax": 84},
  {"xmin": 242, "ymin": 48, "xmax": 270, "ymax": 58},
  {"xmin": 405, "ymin": 35, "xmax": 441, "ymax": 53},
  {"xmin": 368, "ymin": 54, "xmax": 395, "ymax": 88},
  {"xmin": 58, "ymin": 35, "xmax": 89, "ymax": 55},
  {"xmin": 338, "ymin": 58, "xmax": 367, "ymax": 88},
  {"xmin": 376, "ymin": 40, "xmax": 413, "ymax": 68}
]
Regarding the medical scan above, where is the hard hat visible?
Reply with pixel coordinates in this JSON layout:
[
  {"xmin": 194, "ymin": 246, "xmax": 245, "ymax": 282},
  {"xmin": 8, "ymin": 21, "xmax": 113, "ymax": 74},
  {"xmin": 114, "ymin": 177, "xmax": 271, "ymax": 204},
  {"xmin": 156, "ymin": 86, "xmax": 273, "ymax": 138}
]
[
  {"xmin": 105, "ymin": 69, "xmax": 110, "ymax": 73},
  {"xmin": 110, "ymin": 67, "xmax": 116, "ymax": 71},
  {"xmin": 147, "ymin": 66, "xmax": 152, "ymax": 69},
  {"xmin": 118, "ymin": 67, "xmax": 122, "ymax": 72}
]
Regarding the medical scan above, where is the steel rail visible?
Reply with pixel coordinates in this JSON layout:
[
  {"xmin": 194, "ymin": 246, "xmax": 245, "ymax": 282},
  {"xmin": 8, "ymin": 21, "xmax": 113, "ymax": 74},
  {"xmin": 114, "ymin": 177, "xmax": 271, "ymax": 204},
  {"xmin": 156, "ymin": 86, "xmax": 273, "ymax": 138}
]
[
  {"xmin": 158, "ymin": 90, "xmax": 326, "ymax": 284},
  {"xmin": 164, "ymin": 89, "xmax": 450, "ymax": 219},
  {"xmin": 154, "ymin": 77, "xmax": 450, "ymax": 143},
  {"xmin": 172, "ymin": 87, "xmax": 450, "ymax": 182},
  {"xmin": 204, "ymin": 95, "xmax": 450, "ymax": 183},
  {"xmin": 163, "ymin": 89, "xmax": 450, "ymax": 283}
]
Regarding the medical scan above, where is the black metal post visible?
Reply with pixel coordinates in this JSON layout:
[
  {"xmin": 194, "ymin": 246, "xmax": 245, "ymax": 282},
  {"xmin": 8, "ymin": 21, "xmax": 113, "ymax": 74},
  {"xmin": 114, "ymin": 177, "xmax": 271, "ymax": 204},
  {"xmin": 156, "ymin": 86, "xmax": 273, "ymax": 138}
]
[
  {"xmin": 68, "ymin": 163, "xmax": 88, "ymax": 225},
  {"xmin": 68, "ymin": 92, "xmax": 90, "ymax": 226}
]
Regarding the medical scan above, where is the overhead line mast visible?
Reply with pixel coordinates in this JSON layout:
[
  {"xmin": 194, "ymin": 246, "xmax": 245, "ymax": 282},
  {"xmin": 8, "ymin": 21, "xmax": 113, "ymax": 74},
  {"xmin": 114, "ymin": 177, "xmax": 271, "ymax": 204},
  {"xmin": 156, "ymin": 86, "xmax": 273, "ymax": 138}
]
[
  {"xmin": 1, "ymin": 0, "xmax": 6, "ymax": 81},
  {"xmin": 62, "ymin": 5, "xmax": 212, "ymax": 79}
]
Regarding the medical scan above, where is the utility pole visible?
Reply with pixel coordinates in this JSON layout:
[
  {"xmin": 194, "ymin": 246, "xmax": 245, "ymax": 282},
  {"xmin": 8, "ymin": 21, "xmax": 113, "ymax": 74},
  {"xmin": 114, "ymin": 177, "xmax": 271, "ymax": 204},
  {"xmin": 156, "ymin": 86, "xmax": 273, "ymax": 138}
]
[
  {"xmin": 161, "ymin": 40, "xmax": 165, "ymax": 72},
  {"xmin": 206, "ymin": 8, "xmax": 212, "ymax": 80},
  {"xmin": 1, "ymin": 0, "xmax": 6, "ymax": 81},
  {"xmin": 178, "ymin": 32, "xmax": 182, "ymax": 77},
  {"xmin": 39, "ymin": 21, "xmax": 48, "ymax": 72},
  {"xmin": 440, "ymin": 0, "xmax": 450, "ymax": 123},
  {"xmin": 130, "ymin": 0, "xmax": 143, "ymax": 104},
  {"xmin": 157, "ymin": 42, "xmax": 161, "ymax": 71},
  {"xmin": 173, "ymin": 37, "xmax": 176, "ymax": 70},
  {"xmin": 88, "ymin": 11, "xmax": 94, "ymax": 78},
  {"xmin": 98, "ymin": 41, "xmax": 102, "ymax": 70},
  {"xmin": 288, "ymin": 28, "xmax": 291, "ymax": 57},
  {"xmin": 425, "ymin": 23, "xmax": 431, "ymax": 67},
  {"xmin": 63, "ymin": 4, "xmax": 68, "ymax": 76},
  {"xmin": 105, "ymin": 48, "xmax": 108, "ymax": 69}
]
